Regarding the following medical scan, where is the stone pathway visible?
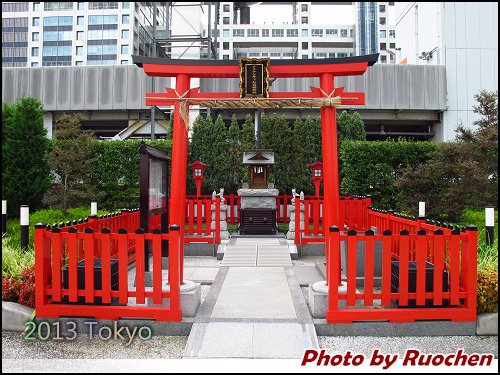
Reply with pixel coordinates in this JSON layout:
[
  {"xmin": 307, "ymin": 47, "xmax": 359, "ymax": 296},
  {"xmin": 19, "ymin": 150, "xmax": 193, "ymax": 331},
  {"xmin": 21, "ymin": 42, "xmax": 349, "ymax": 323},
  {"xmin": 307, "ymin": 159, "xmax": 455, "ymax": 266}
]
[{"xmin": 184, "ymin": 238, "xmax": 318, "ymax": 359}]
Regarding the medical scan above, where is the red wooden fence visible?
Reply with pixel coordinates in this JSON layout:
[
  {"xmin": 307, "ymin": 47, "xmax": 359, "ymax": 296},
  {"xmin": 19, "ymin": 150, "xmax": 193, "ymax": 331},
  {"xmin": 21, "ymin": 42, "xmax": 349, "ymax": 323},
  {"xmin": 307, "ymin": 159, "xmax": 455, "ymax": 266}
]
[{"xmin": 326, "ymin": 227, "xmax": 478, "ymax": 323}]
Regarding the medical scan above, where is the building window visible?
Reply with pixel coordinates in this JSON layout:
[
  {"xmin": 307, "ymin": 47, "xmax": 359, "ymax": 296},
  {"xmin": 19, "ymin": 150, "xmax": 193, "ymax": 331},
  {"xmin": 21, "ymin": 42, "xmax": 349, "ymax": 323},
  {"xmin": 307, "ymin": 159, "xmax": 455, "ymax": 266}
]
[
  {"xmin": 223, "ymin": 42, "xmax": 229, "ymax": 50},
  {"xmin": 380, "ymin": 43, "xmax": 386, "ymax": 50},
  {"xmin": 381, "ymin": 55, "xmax": 387, "ymax": 63},
  {"xmin": 302, "ymin": 54, "xmax": 308, "ymax": 59},
  {"xmin": 233, "ymin": 29, "xmax": 244, "ymax": 37},
  {"xmin": 32, "ymin": 47, "xmax": 39, "ymax": 56},
  {"xmin": 262, "ymin": 29, "xmax": 269, "ymax": 37},
  {"xmin": 338, "ymin": 52, "xmax": 347, "ymax": 58},
  {"xmin": 223, "ymin": 29, "xmax": 230, "ymax": 37},
  {"xmin": 302, "ymin": 42, "xmax": 308, "ymax": 50},
  {"xmin": 31, "ymin": 62, "xmax": 39, "ymax": 67},
  {"xmin": 380, "ymin": 17, "xmax": 386, "ymax": 25},
  {"xmin": 301, "ymin": 16, "xmax": 308, "ymax": 24},
  {"xmin": 223, "ymin": 55, "xmax": 229, "ymax": 60},
  {"xmin": 390, "ymin": 54, "xmax": 395, "ymax": 62},
  {"xmin": 340, "ymin": 29, "xmax": 348, "ymax": 37},
  {"xmin": 121, "ymin": 59, "xmax": 128, "ymax": 64},
  {"xmin": 77, "ymin": 16, "xmax": 84, "ymax": 26},
  {"xmin": 44, "ymin": 2, "xmax": 73, "ymax": 11},
  {"xmin": 379, "ymin": 4, "xmax": 386, "ymax": 13},
  {"xmin": 76, "ymin": 31, "xmax": 84, "ymax": 40},
  {"xmin": 223, "ymin": 17, "xmax": 230, "ymax": 25},
  {"xmin": 76, "ymin": 61, "xmax": 83, "ymax": 66},
  {"xmin": 121, "ymin": 45, "xmax": 129, "ymax": 54},
  {"xmin": 32, "ymin": 32, "xmax": 39, "ymax": 41},
  {"xmin": 389, "ymin": 30, "xmax": 395, "ymax": 38},
  {"xmin": 270, "ymin": 52, "xmax": 280, "ymax": 57},
  {"xmin": 122, "ymin": 15, "xmax": 129, "ymax": 24},
  {"xmin": 380, "ymin": 30, "xmax": 386, "ymax": 39},
  {"xmin": 287, "ymin": 29, "xmax": 298, "ymax": 37},
  {"xmin": 78, "ymin": 2, "xmax": 85, "ymax": 10},
  {"xmin": 33, "ymin": 2, "xmax": 41, "ymax": 11},
  {"xmin": 312, "ymin": 29, "xmax": 323, "ymax": 37},
  {"xmin": 122, "ymin": 29, "xmax": 129, "ymax": 39},
  {"xmin": 76, "ymin": 46, "xmax": 83, "ymax": 55},
  {"xmin": 33, "ymin": 18, "xmax": 40, "ymax": 27},
  {"xmin": 301, "ymin": 29, "xmax": 308, "ymax": 37},
  {"xmin": 301, "ymin": 4, "xmax": 308, "ymax": 12},
  {"xmin": 223, "ymin": 4, "xmax": 230, "ymax": 12},
  {"xmin": 350, "ymin": 29, "xmax": 354, "ymax": 38},
  {"xmin": 88, "ymin": 2, "xmax": 118, "ymax": 10},
  {"xmin": 249, "ymin": 52, "xmax": 259, "ymax": 57},
  {"xmin": 326, "ymin": 29, "xmax": 337, "ymax": 37},
  {"xmin": 389, "ymin": 42, "xmax": 396, "ymax": 49},
  {"xmin": 283, "ymin": 52, "xmax": 294, "ymax": 58},
  {"xmin": 272, "ymin": 29, "xmax": 284, "ymax": 37},
  {"xmin": 122, "ymin": 2, "xmax": 130, "ymax": 9},
  {"xmin": 248, "ymin": 29, "xmax": 259, "ymax": 37},
  {"xmin": 329, "ymin": 53, "xmax": 335, "ymax": 58},
  {"xmin": 315, "ymin": 52, "xmax": 327, "ymax": 59}
]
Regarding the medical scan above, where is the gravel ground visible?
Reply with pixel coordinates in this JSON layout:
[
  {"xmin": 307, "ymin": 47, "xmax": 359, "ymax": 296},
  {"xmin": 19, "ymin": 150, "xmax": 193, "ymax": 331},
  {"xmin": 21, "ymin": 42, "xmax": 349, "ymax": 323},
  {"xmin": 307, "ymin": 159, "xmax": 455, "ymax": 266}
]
[
  {"xmin": 2, "ymin": 331, "xmax": 187, "ymax": 360},
  {"xmin": 318, "ymin": 335, "xmax": 498, "ymax": 357}
]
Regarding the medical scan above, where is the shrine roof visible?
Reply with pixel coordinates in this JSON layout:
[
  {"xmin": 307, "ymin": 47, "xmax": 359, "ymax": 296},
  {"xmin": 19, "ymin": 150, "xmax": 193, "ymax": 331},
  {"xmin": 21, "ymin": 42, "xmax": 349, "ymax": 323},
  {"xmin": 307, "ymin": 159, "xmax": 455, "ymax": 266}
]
[{"xmin": 243, "ymin": 150, "xmax": 275, "ymax": 165}]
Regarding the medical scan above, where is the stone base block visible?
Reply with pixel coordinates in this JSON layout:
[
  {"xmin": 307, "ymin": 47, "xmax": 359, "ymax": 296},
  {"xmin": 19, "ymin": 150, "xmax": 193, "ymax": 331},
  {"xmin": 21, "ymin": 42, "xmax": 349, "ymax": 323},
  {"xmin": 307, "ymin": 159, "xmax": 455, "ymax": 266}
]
[
  {"xmin": 308, "ymin": 281, "xmax": 347, "ymax": 318},
  {"xmin": 286, "ymin": 231, "xmax": 295, "ymax": 240},
  {"xmin": 477, "ymin": 313, "xmax": 498, "ymax": 335},
  {"xmin": 210, "ymin": 221, "xmax": 228, "ymax": 231},
  {"xmin": 240, "ymin": 197, "xmax": 277, "ymax": 209},
  {"xmin": 2, "ymin": 302, "xmax": 34, "ymax": 332},
  {"xmin": 147, "ymin": 280, "xmax": 201, "ymax": 318}
]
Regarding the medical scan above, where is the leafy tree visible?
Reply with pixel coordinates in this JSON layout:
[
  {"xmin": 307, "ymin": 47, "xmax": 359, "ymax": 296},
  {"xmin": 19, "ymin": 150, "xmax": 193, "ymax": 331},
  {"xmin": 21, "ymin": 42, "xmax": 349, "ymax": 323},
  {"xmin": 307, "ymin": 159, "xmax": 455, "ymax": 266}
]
[
  {"xmin": 2, "ymin": 97, "xmax": 51, "ymax": 217},
  {"xmin": 227, "ymin": 115, "xmax": 242, "ymax": 193},
  {"xmin": 241, "ymin": 114, "xmax": 256, "ymax": 152},
  {"xmin": 349, "ymin": 112, "xmax": 366, "ymax": 141},
  {"xmin": 43, "ymin": 113, "xmax": 104, "ymax": 217}
]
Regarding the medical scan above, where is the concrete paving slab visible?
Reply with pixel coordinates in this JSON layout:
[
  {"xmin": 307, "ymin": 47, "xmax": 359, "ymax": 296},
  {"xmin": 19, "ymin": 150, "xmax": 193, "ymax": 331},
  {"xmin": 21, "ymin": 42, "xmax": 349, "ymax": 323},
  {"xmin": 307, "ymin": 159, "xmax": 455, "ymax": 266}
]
[
  {"xmin": 252, "ymin": 323, "xmax": 318, "ymax": 358},
  {"xmin": 188, "ymin": 268, "xmax": 220, "ymax": 284},
  {"xmin": 293, "ymin": 266, "xmax": 324, "ymax": 286},
  {"xmin": 234, "ymin": 239, "xmax": 282, "ymax": 245}
]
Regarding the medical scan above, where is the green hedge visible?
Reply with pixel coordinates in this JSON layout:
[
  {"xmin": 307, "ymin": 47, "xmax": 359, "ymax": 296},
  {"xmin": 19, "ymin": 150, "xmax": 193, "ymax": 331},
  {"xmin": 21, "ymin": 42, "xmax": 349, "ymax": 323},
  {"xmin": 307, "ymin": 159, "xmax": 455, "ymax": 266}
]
[{"xmin": 340, "ymin": 140, "xmax": 437, "ymax": 209}]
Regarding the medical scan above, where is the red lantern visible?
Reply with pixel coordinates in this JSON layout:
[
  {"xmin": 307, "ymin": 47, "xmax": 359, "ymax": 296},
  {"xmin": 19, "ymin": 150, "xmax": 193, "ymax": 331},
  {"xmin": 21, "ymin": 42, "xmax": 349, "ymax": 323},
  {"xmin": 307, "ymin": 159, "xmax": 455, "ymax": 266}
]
[
  {"xmin": 308, "ymin": 161, "xmax": 323, "ymax": 198},
  {"xmin": 188, "ymin": 161, "xmax": 206, "ymax": 197}
]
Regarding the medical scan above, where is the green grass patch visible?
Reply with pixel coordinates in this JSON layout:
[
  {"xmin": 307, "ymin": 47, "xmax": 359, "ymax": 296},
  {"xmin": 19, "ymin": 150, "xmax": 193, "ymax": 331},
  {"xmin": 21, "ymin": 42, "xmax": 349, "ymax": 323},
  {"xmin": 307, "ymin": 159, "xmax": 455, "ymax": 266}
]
[{"xmin": 2, "ymin": 235, "xmax": 35, "ymax": 279}]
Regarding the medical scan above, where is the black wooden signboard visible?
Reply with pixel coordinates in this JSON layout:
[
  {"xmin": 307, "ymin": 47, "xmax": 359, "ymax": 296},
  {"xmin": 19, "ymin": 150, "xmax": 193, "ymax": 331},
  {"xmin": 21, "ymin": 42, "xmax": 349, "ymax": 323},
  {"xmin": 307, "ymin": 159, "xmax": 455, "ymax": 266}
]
[{"xmin": 239, "ymin": 58, "xmax": 270, "ymax": 98}]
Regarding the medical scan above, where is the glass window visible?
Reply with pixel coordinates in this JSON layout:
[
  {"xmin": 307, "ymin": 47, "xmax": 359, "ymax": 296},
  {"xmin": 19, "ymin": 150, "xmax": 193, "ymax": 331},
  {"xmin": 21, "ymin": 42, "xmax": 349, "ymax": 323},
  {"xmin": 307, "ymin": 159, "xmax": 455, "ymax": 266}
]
[
  {"xmin": 380, "ymin": 17, "xmax": 386, "ymax": 25},
  {"xmin": 390, "ymin": 54, "xmax": 395, "ymax": 62},
  {"xmin": 248, "ymin": 29, "xmax": 259, "ymax": 37},
  {"xmin": 380, "ymin": 55, "xmax": 387, "ymax": 63},
  {"xmin": 301, "ymin": 4, "xmax": 308, "ymax": 12},
  {"xmin": 301, "ymin": 29, "xmax": 308, "ymax": 37},
  {"xmin": 223, "ymin": 4, "xmax": 230, "ymax": 12},
  {"xmin": 261, "ymin": 52, "xmax": 268, "ymax": 57},
  {"xmin": 76, "ymin": 46, "xmax": 83, "ymax": 55},
  {"xmin": 122, "ymin": 29, "xmax": 129, "ymax": 39},
  {"xmin": 33, "ymin": 2, "xmax": 41, "ymax": 11},
  {"xmin": 76, "ymin": 61, "xmax": 83, "ymax": 66},
  {"xmin": 32, "ymin": 32, "xmax": 39, "ymax": 41},
  {"xmin": 329, "ymin": 53, "xmax": 335, "ymax": 58},
  {"xmin": 380, "ymin": 30, "xmax": 386, "ymax": 39},
  {"xmin": 301, "ymin": 16, "xmax": 308, "ymax": 24},
  {"xmin": 31, "ymin": 62, "xmax": 39, "ymax": 67},
  {"xmin": 283, "ymin": 52, "xmax": 293, "ymax": 58},
  {"xmin": 223, "ymin": 29, "xmax": 229, "ymax": 37},
  {"xmin": 223, "ymin": 17, "xmax": 230, "ymax": 25},
  {"xmin": 233, "ymin": 29, "xmax": 244, "ymax": 37},
  {"xmin": 122, "ymin": 2, "xmax": 130, "ymax": 9},
  {"xmin": 389, "ymin": 30, "xmax": 395, "ymax": 38},
  {"xmin": 223, "ymin": 42, "xmax": 229, "ymax": 50},
  {"xmin": 77, "ymin": 16, "xmax": 84, "ymax": 26},
  {"xmin": 301, "ymin": 42, "xmax": 308, "ymax": 49},
  {"xmin": 287, "ymin": 29, "xmax": 298, "ymax": 37},
  {"xmin": 249, "ymin": 52, "xmax": 259, "ymax": 57},
  {"xmin": 390, "ymin": 43, "xmax": 396, "ymax": 49},
  {"xmin": 270, "ymin": 52, "xmax": 280, "ymax": 57},
  {"xmin": 122, "ymin": 15, "xmax": 129, "ymax": 24},
  {"xmin": 379, "ymin": 4, "xmax": 386, "ymax": 13},
  {"xmin": 88, "ymin": 2, "xmax": 118, "ymax": 9},
  {"xmin": 326, "ymin": 29, "xmax": 337, "ymax": 36},
  {"xmin": 78, "ymin": 2, "xmax": 85, "ymax": 10},
  {"xmin": 223, "ymin": 55, "xmax": 229, "ymax": 60},
  {"xmin": 32, "ymin": 47, "xmax": 39, "ymax": 56},
  {"xmin": 44, "ymin": 2, "xmax": 73, "ymax": 11},
  {"xmin": 43, "ymin": 16, "xmax": 73, "ymax": 26},
  {"xmin": 315, "ymin": 52, "xmax": 327, "ymax": 58},
  {"xmin": 272, "ymin": 29, "xmax": 284, "ymax": 37},
  {"xmin": 302, "ymin": 54, "xmax": 308, "ymax": 59},
  {"xmin": 121, "ymin": 45, "xmax": 129, "ymax": 54},
  {"xmin": 262, "ymin": 29, "xmax": 269, "ymax": 37},
  {"xmin": 340, "ymin": 29, "xmax": 348, "ymax": 37},
  {"xmin": 311, "ymin": 29, "xmax": 323, "ymax": 37},
  {"xmin": 350, "ymin": 29, "xmax": 353, "ymax": 38},
  {"xmin": 121, "ymin": 59, "xmax": 128, "ymax": 64},
  {"xmin": 380, "ymin": 43, "xmax": 386, "ymax": 50},
  {"xmin": 33, "ymin": 18, "xmax": 40, "ymax": 27},
  {"xmin": 77, "ymin": 31, "xmax": 84, "ymax": 40}
]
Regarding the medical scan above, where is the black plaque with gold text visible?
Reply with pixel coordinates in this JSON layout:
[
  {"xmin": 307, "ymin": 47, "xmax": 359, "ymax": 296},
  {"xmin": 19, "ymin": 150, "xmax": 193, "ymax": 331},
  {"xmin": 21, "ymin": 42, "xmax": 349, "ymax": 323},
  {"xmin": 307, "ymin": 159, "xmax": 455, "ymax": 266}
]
[{"xmin": 239, "ymin": 58, "xmax": 270, "ymax": 98}]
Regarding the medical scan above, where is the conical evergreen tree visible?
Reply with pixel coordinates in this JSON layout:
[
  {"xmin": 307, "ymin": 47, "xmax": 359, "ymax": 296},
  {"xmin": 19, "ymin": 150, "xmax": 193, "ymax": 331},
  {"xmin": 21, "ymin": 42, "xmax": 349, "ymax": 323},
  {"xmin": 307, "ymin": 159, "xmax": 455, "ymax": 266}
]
[{"xmin": 227, "ymin": 115, "xmax": 242, "ymax": 193}]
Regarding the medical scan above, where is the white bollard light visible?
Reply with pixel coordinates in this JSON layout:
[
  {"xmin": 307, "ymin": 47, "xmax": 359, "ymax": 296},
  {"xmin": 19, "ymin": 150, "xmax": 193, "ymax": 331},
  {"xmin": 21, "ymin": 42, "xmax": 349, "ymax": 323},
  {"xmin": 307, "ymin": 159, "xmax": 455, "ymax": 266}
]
[
  {"xmin": 418, "ymin": 202, "xmax": 425, "ymax": 218},
  {"xmin": 91, "ymin": 202, "xmax": 98, "ymax": 216}
]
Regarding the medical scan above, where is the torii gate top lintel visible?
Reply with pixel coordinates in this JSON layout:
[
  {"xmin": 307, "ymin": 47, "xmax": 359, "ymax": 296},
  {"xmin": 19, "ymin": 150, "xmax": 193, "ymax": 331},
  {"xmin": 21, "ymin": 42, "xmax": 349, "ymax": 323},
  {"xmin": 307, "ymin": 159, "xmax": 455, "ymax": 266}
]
[{"xmin": 133, "ymin": 54, "xmax": 379, "ymax": 78}]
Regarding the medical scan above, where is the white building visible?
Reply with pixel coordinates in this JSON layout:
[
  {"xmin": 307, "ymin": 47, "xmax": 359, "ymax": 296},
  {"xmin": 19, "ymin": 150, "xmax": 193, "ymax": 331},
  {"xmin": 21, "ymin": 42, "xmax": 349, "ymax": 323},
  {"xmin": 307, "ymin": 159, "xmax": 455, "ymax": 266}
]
[{"xmin": 395, "ymin": 2, "xmax": 498, "ymax": 140}]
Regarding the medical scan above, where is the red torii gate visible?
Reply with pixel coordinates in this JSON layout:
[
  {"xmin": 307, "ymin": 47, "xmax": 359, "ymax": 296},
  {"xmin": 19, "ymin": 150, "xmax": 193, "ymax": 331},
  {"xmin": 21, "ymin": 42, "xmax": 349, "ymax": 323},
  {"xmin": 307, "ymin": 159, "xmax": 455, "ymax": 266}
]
[{"xmin": 133, "ymin": 54, "xmax": 378, "ymax": 293}]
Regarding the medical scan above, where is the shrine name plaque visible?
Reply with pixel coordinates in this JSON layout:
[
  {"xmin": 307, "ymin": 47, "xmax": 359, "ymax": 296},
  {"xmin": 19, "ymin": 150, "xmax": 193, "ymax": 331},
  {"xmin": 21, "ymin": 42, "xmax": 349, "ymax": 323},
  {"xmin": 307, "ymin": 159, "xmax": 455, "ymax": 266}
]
[{"xmin": 239, "ymin": 58, "xmax": 270, "ymax": 98}]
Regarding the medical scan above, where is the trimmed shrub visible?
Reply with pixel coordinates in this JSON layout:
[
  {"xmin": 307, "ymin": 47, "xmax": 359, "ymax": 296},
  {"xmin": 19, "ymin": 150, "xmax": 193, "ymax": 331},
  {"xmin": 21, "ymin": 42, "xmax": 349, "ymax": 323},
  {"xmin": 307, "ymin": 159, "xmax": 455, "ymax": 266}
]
[{"xmin": 477, "ymin": 266, "xmax": 498, "ymax": 313}]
